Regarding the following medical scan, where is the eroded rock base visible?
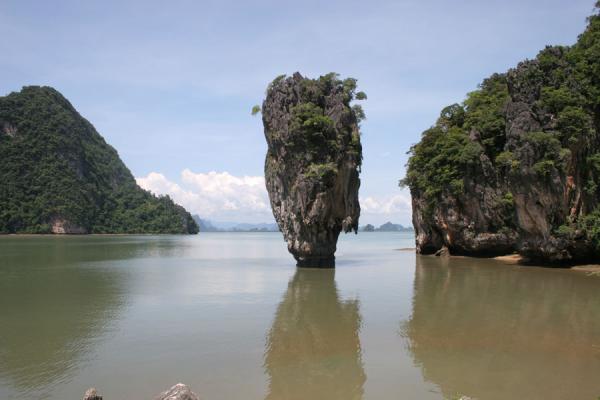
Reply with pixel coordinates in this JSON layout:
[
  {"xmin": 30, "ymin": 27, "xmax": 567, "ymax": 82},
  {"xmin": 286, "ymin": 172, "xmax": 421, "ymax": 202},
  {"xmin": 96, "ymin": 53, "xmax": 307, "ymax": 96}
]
[{"xmin": 295, "ymin": 255, "xmax": 335, "ymax": 268}]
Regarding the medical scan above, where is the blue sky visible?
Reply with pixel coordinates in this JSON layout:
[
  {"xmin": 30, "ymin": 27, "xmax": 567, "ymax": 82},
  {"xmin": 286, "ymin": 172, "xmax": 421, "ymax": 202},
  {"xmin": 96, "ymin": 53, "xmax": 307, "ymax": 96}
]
[{"xmin": 0, "ymin": 0, "xmax": 595, "ymax": 225}]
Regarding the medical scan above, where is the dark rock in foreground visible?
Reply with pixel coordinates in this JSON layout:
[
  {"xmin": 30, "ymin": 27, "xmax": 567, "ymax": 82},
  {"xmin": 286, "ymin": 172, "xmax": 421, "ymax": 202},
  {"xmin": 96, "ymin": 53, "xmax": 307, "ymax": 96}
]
[
  {"xmin": 261, "ymin": 73, "xmax": 365, "ymax": 267},
  {"xmin": 83, "ymin": 383, "xmax": 199, "ymax": 400},
  {"xmin": 154, "ymin": 383, "xmax": 199, "ymax": 400},
  {"xmin": 82, "ymin": 387, "xmax": 102, "ymax": 400}
]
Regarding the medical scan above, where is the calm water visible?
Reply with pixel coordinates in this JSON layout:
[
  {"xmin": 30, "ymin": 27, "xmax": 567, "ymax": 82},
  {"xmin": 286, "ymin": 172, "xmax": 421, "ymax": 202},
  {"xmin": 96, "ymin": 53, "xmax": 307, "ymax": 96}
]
[{"xmin": 0, "ymin": 233, "xmax": 599, "ymax": 400}]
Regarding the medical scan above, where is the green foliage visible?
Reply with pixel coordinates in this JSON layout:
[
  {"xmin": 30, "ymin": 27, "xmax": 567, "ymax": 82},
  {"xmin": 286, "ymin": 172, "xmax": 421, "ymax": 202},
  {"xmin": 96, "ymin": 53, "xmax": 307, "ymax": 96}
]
[
  {"xmin": 0, "ymin": 86, "xmax": 198, "ymax": 234},
  {"xmin": 585, "ymin": 179, "xmax": 598, "ymax": 195},
  {"xmin": 438, "ymin": 104, "xmax": 465, "ymax": 130},
  {"xmin": 463, "ymin": 74, "xmax": 509, "ymax": 158},
  {"xmin": 523, "ymin": 131, "xmax": 570, "ymax": 176},
  {"xmin": 587, "ymin": 153, "xmax": 600, "ymax": 172},
  {"xmin": 556, "ymin": 106, "xmax": 593, "ymax": 142},
  {"xmin": 539, "ymin": 86, "xmax": 582, "ymax": 114},
  {"xmin": 352, "ymin": 104, "xmax": 366, "ymax": 122},
  {"xmin": 532, "ymin": 160, "xmax": 556, "ymax": 176},
  {"xmin": 501, "ymin": 192, "xmax": 514, "ymax": 207},
  {"xmin": 556, "ymin": 223, "xmax": 576, "ymax": 237},
  {"xmin": 266, "ymin": 73, "xmax": 365, "ymax": 185},
  {"xmin": 495, "ymin": 151, "xmax": 520, "ymax": 170},
  {"xmin": 578, "ymin": 208, "xmax": 600, "ymax": 251},
  {"xmin": 251, "ymin": 105, "xmax": 261, "ymax": 115},
  {"xmin": 266, "ymin": 74, "xmax": 287, "ymax": 94},
  {"xmin": 289, "ymin": 103, "xmax": 335, "ymax": 150},
  {"xmin": 305, "ymin": 162, "xmax": 338, "ymax": 182},
  {"xmin": 402, "ymin": 125, "xmax": 482, "ymax": 200},
  {"xmin": 402, "ymin": 73, "xmax": 508, "ymax": 213},
  {"xmin": 355, "ymin": 91, "xmax": 367, "ymax": 100}
]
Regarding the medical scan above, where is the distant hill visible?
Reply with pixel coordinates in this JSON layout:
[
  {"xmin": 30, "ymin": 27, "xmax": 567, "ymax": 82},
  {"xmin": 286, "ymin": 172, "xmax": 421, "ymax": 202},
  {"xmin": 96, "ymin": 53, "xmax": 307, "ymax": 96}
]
[
  {"xmin": 193, "ymin": 216, "xmax": 220, "ymax": 232},
  {"xmin": 0, "ymin": 86, "xmax": 198, "ymax": 234},
  {"xmin": 360, "ymin": 222, "xmax": 413, "ymax": 232},
  {"xmin": 193, "ymin": 216, "xmax": 279, "ymax": 232}
]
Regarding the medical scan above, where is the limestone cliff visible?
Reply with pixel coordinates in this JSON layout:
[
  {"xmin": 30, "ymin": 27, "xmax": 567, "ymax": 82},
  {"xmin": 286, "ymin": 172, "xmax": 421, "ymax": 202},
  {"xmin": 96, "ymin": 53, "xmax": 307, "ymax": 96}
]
[
  {"xmin": 0, "ymin": 86, "xmax": 198, "ymax": 234},
  {"xmin": 261, "ymin": 73, "xmax": 365, "ymax": 267},
  {"xmin": 403, "ymin": 5, "xmax": 600, "ymax": 264}
]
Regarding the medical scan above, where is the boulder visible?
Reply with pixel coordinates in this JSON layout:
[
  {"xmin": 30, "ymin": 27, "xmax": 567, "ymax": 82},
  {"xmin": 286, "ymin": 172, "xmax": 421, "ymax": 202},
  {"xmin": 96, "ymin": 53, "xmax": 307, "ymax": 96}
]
[
  {"xmin": 82, "ymin": 388, "xmax": 102, "ymax": 400},
  {"xmin": 154, "ymin": 383, "xmax": 199, "ymax": 400}
]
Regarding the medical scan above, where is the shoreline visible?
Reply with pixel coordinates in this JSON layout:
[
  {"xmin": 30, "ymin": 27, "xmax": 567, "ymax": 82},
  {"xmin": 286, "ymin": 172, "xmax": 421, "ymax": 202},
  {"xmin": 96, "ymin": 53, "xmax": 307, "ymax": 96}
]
[{"xmin": 417, "ymin": 251, "xmax": 600, "ymax": 275}]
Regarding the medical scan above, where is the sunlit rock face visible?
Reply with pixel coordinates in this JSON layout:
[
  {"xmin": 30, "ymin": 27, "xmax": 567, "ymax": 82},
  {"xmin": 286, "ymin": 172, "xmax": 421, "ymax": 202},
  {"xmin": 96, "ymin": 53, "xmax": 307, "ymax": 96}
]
[
  {"xmin": 261, "ymin": 72, "xmax": 363, "ymax": 267},
  {"xmin": 264, "ymin": 269, "xmax": 365, "ymax": 399}
]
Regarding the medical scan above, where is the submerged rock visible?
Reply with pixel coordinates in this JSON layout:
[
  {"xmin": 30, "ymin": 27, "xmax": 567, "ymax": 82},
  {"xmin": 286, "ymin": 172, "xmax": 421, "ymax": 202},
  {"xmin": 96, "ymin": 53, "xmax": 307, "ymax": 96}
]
[
  {"xmin": 434, "ymin": 246, "xmax": 450, "ymax": 257},
  {"xmin": 260, "ymin": 72, "xmax": 365, "ymax": 267}
]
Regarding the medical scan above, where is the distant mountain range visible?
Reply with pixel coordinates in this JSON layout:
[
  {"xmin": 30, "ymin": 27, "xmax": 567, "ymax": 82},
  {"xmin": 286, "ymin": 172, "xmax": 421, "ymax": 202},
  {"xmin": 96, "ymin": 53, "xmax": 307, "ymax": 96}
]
[
  {"xmin": 193, "ymin": 216, "xmax": 412, "ymax": 233},
  {"xmin": 360, "ymin": 222, "xmax": 413, "ymax": 232},
  {"xmin": 193, "ymin": 216, "xmax": 279, "ymax": 232}
]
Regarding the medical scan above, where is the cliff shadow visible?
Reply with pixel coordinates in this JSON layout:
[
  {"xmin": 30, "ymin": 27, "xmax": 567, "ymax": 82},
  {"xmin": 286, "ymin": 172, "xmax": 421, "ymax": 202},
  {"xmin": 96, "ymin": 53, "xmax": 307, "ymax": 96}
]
[{"xmin": 264, "ymin": 269, "xmax": 365, "ymax": 400}]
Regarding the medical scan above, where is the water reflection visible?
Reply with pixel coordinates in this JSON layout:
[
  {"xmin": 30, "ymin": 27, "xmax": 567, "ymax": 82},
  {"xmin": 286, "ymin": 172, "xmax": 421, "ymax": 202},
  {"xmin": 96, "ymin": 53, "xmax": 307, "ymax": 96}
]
[
  {"xmin": 0, "ymin": 236, "xmax": 174, "ymax": 398},
  {"xmin": 403, "ymin": 256, "xmax": 600, "ymax": 400},
  {"xmin": 264, "ymin": 269, "xmax": 365, "ymax": 400}
]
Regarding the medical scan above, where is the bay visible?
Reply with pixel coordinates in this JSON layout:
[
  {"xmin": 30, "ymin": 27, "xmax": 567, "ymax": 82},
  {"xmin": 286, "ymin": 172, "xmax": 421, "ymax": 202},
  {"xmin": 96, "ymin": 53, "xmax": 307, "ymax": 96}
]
[{"xmin": 0, "ymin": 232, "xmax": 599, "ymax": 400}]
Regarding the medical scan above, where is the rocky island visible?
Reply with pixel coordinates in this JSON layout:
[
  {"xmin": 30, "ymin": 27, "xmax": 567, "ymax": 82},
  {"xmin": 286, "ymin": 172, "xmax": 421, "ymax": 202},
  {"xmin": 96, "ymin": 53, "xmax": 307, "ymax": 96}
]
[
  {"xmin": 259, "ymin": 73, "xmax": 365, "ymax": 267},
  {"xmin": 0, "ymin": 86, "xmax": 198, "ymax": 234},
  {"xmin": 402, "ymin": 3, "xmax": 600, "ymax": 265}
]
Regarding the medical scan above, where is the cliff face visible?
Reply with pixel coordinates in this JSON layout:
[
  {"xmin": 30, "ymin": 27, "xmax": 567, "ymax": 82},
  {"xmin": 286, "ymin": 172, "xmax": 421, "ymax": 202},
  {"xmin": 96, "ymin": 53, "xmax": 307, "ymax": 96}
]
[
  {"xmin": 0, "ymin": 86, "xmax": 198, "ymax": 234},
  {"xmin": 261, "ymin": 73, "xmax": 364, "ymax": 267},
  {"xmin": 404, "ymin": 7, "xmax": 600, "ymax": 264}
]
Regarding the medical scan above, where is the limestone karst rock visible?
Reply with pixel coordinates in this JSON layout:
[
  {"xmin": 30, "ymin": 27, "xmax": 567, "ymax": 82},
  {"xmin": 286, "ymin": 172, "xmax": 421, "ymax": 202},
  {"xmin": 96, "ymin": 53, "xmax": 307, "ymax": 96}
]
[
  {"xmin": 403, "ymin": 6, "xmax": 600, "ymax": 264},
  {"xmin": 261, "ymin": 73, "xmax": 364, "ymax": 267}
]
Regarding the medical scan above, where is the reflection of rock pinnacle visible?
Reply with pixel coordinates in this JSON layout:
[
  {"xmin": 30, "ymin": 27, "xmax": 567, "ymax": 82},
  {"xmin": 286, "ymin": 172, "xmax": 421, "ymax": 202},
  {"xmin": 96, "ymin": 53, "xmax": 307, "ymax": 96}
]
[
  {"xmin": 261, "ymin": 73, "xmax": 363, "ymax": 268},
  {"xmin": 264, "ymin": 269, "xmax": 365, "ymax": 399}
]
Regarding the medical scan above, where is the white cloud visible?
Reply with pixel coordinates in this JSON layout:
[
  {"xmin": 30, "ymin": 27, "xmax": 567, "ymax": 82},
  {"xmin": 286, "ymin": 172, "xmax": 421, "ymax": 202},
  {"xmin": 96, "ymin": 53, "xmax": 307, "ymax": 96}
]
[
  {"xmin": 359, "ymin": 193, "xmax": 413, "ymax": 226},
  {"xmin": 360, "ymin": 194, "xmax": 411, "ymax": 214},
  {"xmin": 136, "ymin": 169, "xmax": 413, "ymax": 225},
  {"xmin": 136, "ymin": 169, "xmax": 272, "ymax": 222}
]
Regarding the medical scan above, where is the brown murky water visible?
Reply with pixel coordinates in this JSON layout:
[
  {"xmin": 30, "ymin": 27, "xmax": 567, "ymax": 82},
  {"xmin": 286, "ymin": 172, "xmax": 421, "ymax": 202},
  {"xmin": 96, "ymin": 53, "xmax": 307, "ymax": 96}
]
[{"xmin": 0, "ymin": 233, "xmax": 599, "ymax": 400}]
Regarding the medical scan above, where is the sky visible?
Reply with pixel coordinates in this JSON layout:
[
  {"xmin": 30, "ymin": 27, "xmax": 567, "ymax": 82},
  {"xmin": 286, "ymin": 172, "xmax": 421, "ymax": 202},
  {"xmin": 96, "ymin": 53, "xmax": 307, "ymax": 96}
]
[{"xmin": 0, "ymin": 0, "xmax": 596, "ymax": 225}]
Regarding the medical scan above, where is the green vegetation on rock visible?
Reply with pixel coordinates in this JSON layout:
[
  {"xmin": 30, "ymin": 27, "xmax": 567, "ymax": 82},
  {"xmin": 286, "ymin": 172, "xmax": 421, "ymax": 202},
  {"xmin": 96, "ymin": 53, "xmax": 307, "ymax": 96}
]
[
  {"xmin": 0, "ymin": 86, "xmax": 198, "ymax": 234},
  {"xmin": 402, "ymin": 2, "xmax": 600, "ymax": 262},
  {"xmin": 261, "ymin": 72, "xmax": 364, "ymax": 267},
  {"xmin": 264, "ymin": 72, "xmax": 365, "ymax": 187}
]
